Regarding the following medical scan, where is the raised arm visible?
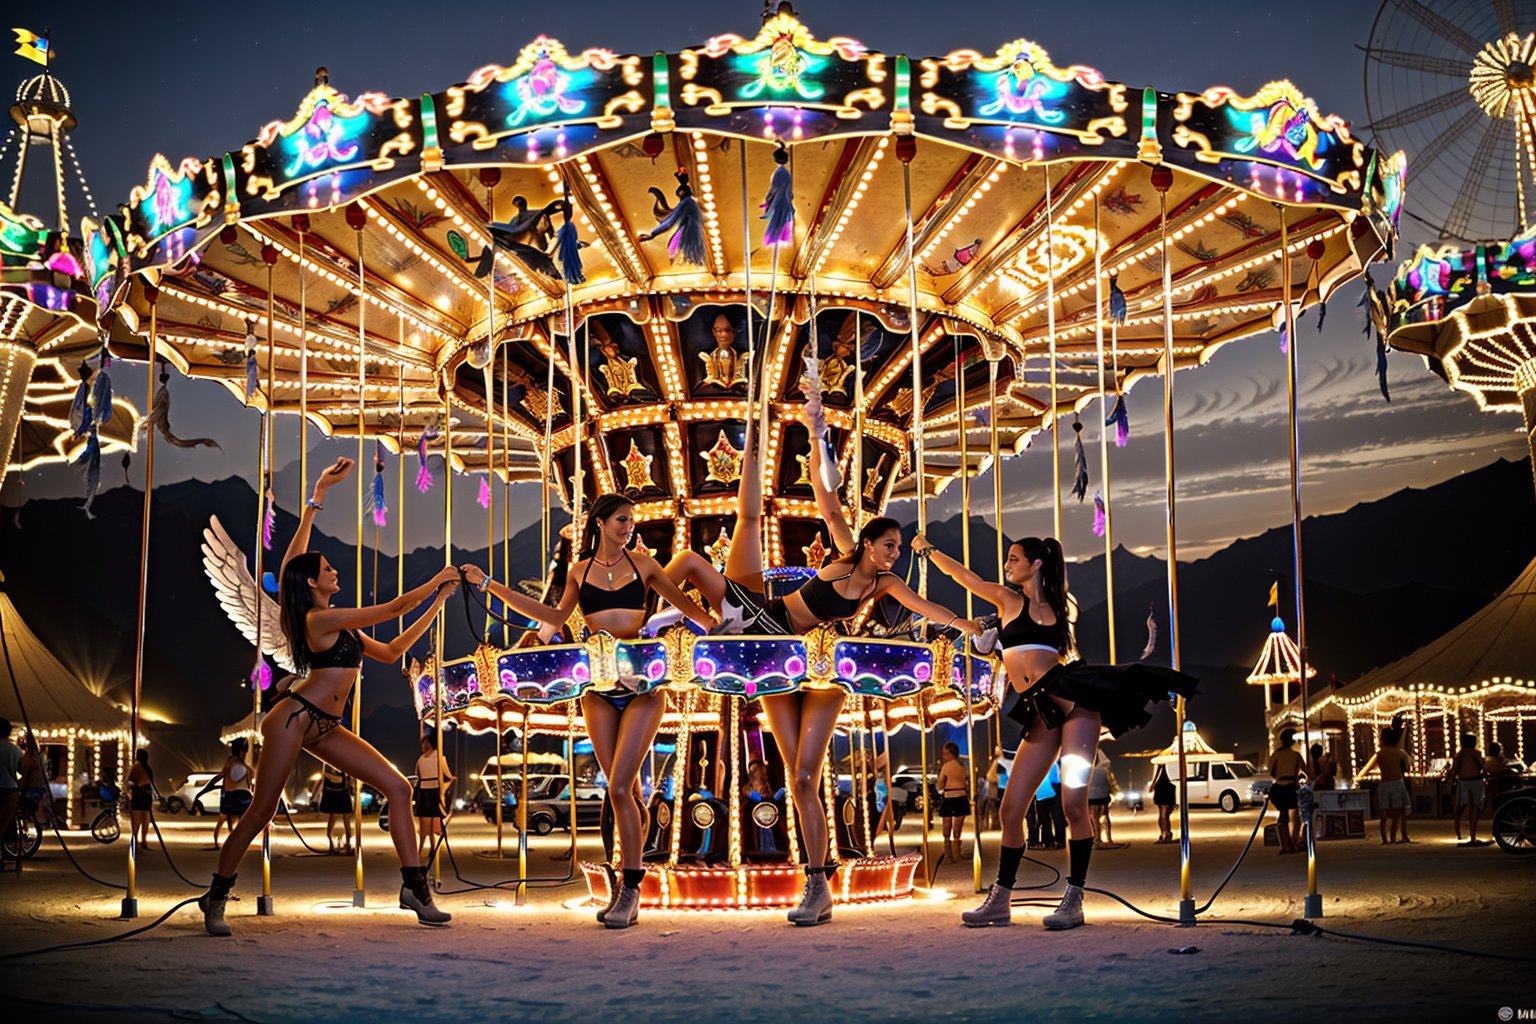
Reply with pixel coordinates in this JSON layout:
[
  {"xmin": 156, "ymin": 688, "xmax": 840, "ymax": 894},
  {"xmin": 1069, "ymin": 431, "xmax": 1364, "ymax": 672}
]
[
  {"xmin": 359, "ymin": 579, "xmax": 459, "ymax": 664},
  {"xmin": 911, "ymin": 534, "xmax": 1021, "ymax": 614},
  {"xmin": 871, "ymin": 576, "xmax": 981, "ymax": 635},
  {"xmin": 805, "ymin": 424, "xmax": 856, "ymax": 555},
  {"xmin": 636, "ymin": 553, "xmax": 720, "ymax": 630},
  {"xmin": 307, "ymin": 565, "xmax": 461, "ymax": 635},
  {"xmin": 282, "ymin": 457, "xmax": 354, "ymax": 571},
  {"xmin": 461, "ymin": 563, "xmax": 579, "ymax": 630}
]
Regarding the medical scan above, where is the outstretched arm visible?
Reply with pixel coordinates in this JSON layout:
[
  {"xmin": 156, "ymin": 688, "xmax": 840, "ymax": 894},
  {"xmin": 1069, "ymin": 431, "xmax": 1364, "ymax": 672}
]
[
  {"xmin": 360, "ymin": 580, "xmax": 459, "ymax": 664},
  {"xmin": 282, "ymin": 457, "xmax": 354, "ymax": 572},
  {"xmin": 307, "ymin": 565, "xmax": 461, "ymax": 635},
  {"xmin": 873, "ymin": 577, "xmax": 981, "ymax": 635},
  {"xmin": 805, "ymin": 422, "xmax": 855, "ymax": 555},
  {"xmin": 462, "ymin": 563, "xmax": 580, "ymax": 629},
  {"xmin": 911, "ymin": 534, "xmax": 1020, "ymax": 614}
]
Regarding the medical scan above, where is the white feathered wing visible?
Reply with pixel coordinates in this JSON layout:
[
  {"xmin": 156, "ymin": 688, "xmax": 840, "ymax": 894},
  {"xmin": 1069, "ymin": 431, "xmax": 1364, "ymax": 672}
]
[{"xmin": 201, "ymin": 514, "xmax": 296, "ymax": 672}]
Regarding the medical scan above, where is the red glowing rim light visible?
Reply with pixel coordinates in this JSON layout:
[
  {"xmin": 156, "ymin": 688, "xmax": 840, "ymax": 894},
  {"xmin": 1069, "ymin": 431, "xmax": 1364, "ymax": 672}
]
[{"xmin": 580, "ymin": 855, "xmax": 922, "ymax": 910}]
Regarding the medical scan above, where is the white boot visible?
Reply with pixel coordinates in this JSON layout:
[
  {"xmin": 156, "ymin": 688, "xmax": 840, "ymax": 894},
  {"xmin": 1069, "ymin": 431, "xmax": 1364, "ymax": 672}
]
[
  {"xmin": 400, "ymin": 882, "xmax": 452, "ymax": 925},
  {"xmin": 199, "ymin": 891, "xmax": 232, "ymax": 937},
  {"xmin": 1042, "ymin": 883, "xmax": 1085, "ymax": 930},
  {"xmin": 960, "ymin": 883, "xmax": 1012, "ymax": 927},
  {"xmin": 787, "ymin": 869, "xmax": 833, "ymax": 926},
  {"xmin": 596, "ymin": 865, "xmax": 622, "ymax": 923},
  {"xmin": 604, "ymin": 885, "xmax": 641, "ymax": 929}
]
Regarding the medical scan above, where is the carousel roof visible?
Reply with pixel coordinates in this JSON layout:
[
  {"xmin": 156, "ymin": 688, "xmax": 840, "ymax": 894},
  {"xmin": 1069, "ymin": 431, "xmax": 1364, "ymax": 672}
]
[
  {"xmin": 95, "ymin": 13, "xmax": 1400, "ymax": 490},
  {"xmin": 1246, "ymin": 615, "xmax": 1315, "ymax": 687},
  {"xmin": 1149, "ymin": 724, "xmax": 1224, "ymax": 763},
  {"xmin": 0, "ymin": 577, "xmax": 129, "ymax": 733}
]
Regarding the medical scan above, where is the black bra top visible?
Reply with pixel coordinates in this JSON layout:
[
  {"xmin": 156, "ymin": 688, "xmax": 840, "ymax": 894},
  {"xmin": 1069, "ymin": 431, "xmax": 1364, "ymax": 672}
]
[
  {"xmin": 309, "ymin": 627, "xmax": 364, "ymax": 669},
  {"xmin": 579, "ymin": 552, "xmax": 647, "ymax": 615},
  {"xmin": 797, "ymin": 568, "xmax": 890, "ymax": 622},
  {"xmin": 999, "ymin": 595, "xmax": 1069, "ymax": 653}
]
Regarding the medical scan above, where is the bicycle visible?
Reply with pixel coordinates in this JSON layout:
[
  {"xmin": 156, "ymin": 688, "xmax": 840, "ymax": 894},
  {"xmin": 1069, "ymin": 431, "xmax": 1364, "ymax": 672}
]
[
  {"xmin": 2, "ymin": 791, "xmax": 45, "ymax": 861},
  {"xmin": 1490, "ymin": 779, "xmax": 1535, "ymax": 855},
  {"xmin": 87, "ymin": 785, "xmax": 122, "ymax": 845}
]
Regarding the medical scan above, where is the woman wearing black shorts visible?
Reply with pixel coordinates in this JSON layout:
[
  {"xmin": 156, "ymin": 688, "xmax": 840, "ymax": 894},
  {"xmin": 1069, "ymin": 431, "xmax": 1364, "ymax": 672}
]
[
  {"xmin": 313, "ymin": 764, "xmax": 353, "ymax": 854},
  {"xmin": 414, "ymin": 732, "xmax": 453, "ymax": 859},
  {"xmin": 127, "ymin": 749, "xmax": 154, "ymax": 849}
]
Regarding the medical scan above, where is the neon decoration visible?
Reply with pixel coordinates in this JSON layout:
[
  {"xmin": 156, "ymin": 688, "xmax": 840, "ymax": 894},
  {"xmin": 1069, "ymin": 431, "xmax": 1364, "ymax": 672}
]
[
  {"xmin": 282, "ymin": 99, "xmax": 368, "ymax": 176},
  {"xmin": 1228, "ymin": 98, "xmax": 1328, "ymax": 170},
  {"xmin": 737, "ymin": 38, "xmax": 827, "ymax": 100},
  {"xmin": 0, "ymin": 203, "xmax": 46, "ymax": 259},
  {"xmin": 505, "ymin": 50, "xmax": 589, "ymax": 127},
  {"xmin": 979, "ymin": 57, "xmax": 1066, "ymax": 122}
]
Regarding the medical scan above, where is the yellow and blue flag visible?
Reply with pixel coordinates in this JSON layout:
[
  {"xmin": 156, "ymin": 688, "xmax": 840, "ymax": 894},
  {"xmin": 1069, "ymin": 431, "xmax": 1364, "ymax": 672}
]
[
  {"xmin": 1267, "ymin": 581, "xmax": 1279, "ymax": 608},
  {"xmin": 12, "ymin": 29, "xmax": 50, "ymax": 66}
]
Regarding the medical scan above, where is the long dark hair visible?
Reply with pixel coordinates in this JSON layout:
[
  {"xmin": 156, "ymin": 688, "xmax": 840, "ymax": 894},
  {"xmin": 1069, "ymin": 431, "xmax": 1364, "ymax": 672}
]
[
  {"xmin": 837, "ymin": 516, "xmax": 901, "ymax": 569},
  {"xmin": 230, "ymin": 738, "xmax": 248, "ymax": 760},
  {"xmin": 135, "ymin": 748, "xmax": 153, "ymax": 782},
  {"xmin": 579, "ymin": 493, "xmax": 634, "ymax": 560},
  {"xmin": 1019, "ymin": 536, "xmax": 1074, "ymax": 649},
  {"xmin": 280, "ymin": 552, "xmax": 324, "ymax": 675}
]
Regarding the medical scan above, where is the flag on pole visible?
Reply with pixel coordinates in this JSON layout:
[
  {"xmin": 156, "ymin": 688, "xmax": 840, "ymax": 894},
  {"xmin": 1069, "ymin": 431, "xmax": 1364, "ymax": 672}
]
[
  {"xmin": 1267, "ymin": 581, "xmax": 1279, "ymax": 608},
  {"xmin": 12, "ymin": 28, "xmax": 50, "ymax": 66}
]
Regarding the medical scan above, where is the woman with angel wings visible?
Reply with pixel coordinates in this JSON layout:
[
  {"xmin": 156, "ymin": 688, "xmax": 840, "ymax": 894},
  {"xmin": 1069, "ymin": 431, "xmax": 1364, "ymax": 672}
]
[{"xmin": 197, "ymin": 457, "xmax": 460, "ymax": 937}]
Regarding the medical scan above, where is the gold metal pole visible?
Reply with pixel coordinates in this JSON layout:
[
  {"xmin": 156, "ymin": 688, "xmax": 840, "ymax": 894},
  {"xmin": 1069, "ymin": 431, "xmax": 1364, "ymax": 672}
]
[
  {"xmin": 351, "ymin": 223, "xmax": 367, "ymax": 908},
  {"xmin": 517, "ymin": 707, "xmax": 529, "ymax": 904},
  {"xmin": 955, "ymin": 339, "xmax": 981, "ymax": 892},
  {"xmin": 502, "ymin": 345, "xmax": 512, "ymax": 647},
  {"xmin": 852, "ymin": 306, "xmax": 865, "ymax": 534},
  {"xmin": 1044, "ymin": 166, "xmax": 1061, "ymax": 539},
  {"xmin": 484, "ymin": 186, "xmax": 497, "ymax": 645},
  {"xmin": 728, "ymin": 697, "xmax": 743, "ymax": 868},
  {"xmin": 1278, "ymin": 207, "xmax": 1322, "ymax": 918},
  {"xmin": 257, "ymin": 257, "xmax": 275, "ymax": 916},
  {"xmin": 876, "ymin": 702, "xmax": 898, "ymax": 856},
  {"xmin": 1154, "ymin": 175, "xmax": 1194, "ymax": 924},
  {"xmin": 1093, "ymin": 198, "xmax": 1117, "ymax": 663},
  {"xmin": 298, "ymin": 224, "xmax": 308, "ymax": 501},
  {"xmin": 668, "ymin": 692, "xmax": 692, "ymax": 867},
  {"xmin": 495, "ymin": 705, "xmax": 504, "ymax": 857},
  {"xmin": 397, "ymin": 319, "xmax": 405, "ymax": 650},
  {"xmin": 436, "ymin": 392, "xmax": 451, "ymax": 888},
  {"xmin": 124, "ymin": 289, "xmax": 160, "ymax": 919}
]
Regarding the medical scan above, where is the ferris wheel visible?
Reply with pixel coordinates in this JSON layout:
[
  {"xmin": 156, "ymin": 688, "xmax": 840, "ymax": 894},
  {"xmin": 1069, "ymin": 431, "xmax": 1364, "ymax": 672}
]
[{"xmin": 1363, "ymin": 0, "xmax": 1536, "ymax": 241}]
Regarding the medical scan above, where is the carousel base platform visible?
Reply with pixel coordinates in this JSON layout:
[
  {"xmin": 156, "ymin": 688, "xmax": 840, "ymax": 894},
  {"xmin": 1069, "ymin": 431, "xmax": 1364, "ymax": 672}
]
[{"xmin": 580, "ymin": 854, "xmax": 922, "ymax": 910}]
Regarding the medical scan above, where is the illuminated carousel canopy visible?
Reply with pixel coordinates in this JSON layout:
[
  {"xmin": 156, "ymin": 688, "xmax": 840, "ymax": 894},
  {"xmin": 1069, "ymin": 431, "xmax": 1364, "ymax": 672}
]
[{"xmin": 100, "ymin": 11, "xmax": 1401, "ymax": 556}]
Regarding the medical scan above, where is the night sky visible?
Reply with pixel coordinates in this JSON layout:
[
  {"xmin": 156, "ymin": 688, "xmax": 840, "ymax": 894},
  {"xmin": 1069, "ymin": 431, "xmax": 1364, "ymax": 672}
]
[{"xmin": 3, "ymin": 0, "xmax": 1526, "ymax": 562}]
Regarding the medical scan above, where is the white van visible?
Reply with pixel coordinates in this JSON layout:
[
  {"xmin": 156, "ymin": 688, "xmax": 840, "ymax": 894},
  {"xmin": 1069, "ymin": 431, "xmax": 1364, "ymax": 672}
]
[{"xmin": 1157, "ymin": 758, "xmax": 1269, "ymax": 813}]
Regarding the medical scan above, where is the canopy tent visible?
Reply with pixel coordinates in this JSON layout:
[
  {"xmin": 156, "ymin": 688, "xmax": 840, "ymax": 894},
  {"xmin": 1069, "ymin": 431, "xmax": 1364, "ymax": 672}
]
[
  {"xmin": 0, "ymin": 573, "xmax": 135, "ymax": 822},
  {"xmin": 1149, "ymin": 725, "xmax": 1224, "ymax": 765},
  {"xmin": 1274, "ymin": 555, "xmax": 1536, "ymax": 777}
]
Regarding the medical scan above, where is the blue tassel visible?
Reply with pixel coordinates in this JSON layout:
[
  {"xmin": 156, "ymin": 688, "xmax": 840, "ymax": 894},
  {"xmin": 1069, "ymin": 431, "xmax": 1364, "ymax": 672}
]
[
  {"xmin": 1279, "ymin": 320, "xmax": 1288, "ymax": 354},
  {"xmin": 556, "ymin": 219, "xmax": 585, "ymax": 285},
  {"xmin": 1108, "ymin": 276, "xmax": 1127, "ymax": 324},
  {"xmin": 660, "ymin": 195, "xmax": 706, "ymax": 267},
  {"xmin": 262, "ymin": 488, "xmax": 275, "ymax": 550},
  {"xmin": 69, "ymin": 367, "xmax": 92, "ymax": 437},
  {"xmin": 761, "ymin": 144, "xmax": 795, "ymax": 246},
  {"xmin": 262, "ymin": 571, "xmax": 278, "ymax": 594},
  {"xmin": 372, "ymin": 467, "xmax": 388, "ymax": 527},
  {"xmin": 90, "ymin": 351, "xmax": 113, "ymax": 427},
  {"xmin": 77, "ymin": 425, "xmax": 101, "ymax": 519},
  {"xmin": 1093, "ymin": 491, "xmax": 1106, "ymax": 537},
  {"xmin": 1376, "ymin": 331, "xmax": 1391, "ymax": 403},
  {"xmin": 243, "ymin": 322, "xmax": 258, "ymax": 402},
  {"xmin": 1106, "ymin": 394, "xmax": 1129, "ymax": 448},
  {"xmin": 1071, "ymin": 417, "xmax": 1088, "ymax": 502}
]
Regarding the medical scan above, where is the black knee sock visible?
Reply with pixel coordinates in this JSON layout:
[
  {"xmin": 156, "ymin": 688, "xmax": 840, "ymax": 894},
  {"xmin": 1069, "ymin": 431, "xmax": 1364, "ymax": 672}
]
[
  {"xmin": 400, "ymin": 865, "xmax": 430, "ymax": 898},
  {"xmin": 622, "ymin": 868, "xmax": 646, "ymax": 890},
  {"xmin": 995, "ymin": 844, "xmax": 1025, "ymax": 889},
  {"xmin": 1066, "ymin": 837, "xmax": 1092, "ymax": 888},
  {"xmin": 209, "ymin": 872, "xmax": 237, "ymax": 897}
]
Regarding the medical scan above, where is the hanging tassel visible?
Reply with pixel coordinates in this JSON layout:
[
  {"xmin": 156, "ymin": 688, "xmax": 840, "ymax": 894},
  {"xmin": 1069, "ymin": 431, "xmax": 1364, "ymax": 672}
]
[
  {"xmin": 243, "ymin": 320, "xmax": 259, "ymax": 402},
  {"xmin": 250, "ymin": 659, "xmax": 272, "ymax": 692},
  {"xmin": 556, "ymin": 199, "xmax": 586, "ymax": 285},
  {"xmin": 1108, "ymin": 275, "xmax": 1127, "ymax": 325},
  {"xmin": 1092, "ymin": 490, "xmax": 1106, "ymax": 538},
  {"xmin": 262, "ymin": 485, "xmax": 276, "ymax": 550},
  {"xmin": 69, "ymin": 362, "xmax": 93, "ymax": 437},
  {"xmin": 1106, "ymin": 393, "xmax": 1129, "ymax": 448},
  {"xmin": 77, "ymin": 425, "xmax": 101, "ymax": 519},
  {"xmin": 1140, "ymin": 602, "xmax": 1157, "ymax": 660},
  {"xmin": 639, "ymin": 169, "xmax": 706, "ymax": 267},
  {"xmin": 90, "ymin": 349, "xmax": 113, "ymax": 427},
  {"xmin": 262, "ymin": 571, "xmax": 278, "ymax": 595},
  {"xmin": 1070, "ymin": 416, "xmax": 1088, "ymax": 502},
  {"xmin": 416, "ymin": 423, "xmax": 438, "ymax": 493},
  {"xmin": 1316, "ymin": 300, "xmax": 1327, "ymax": 333},
  {"xmin": 1279, "ymin": 315, "xmax": 1288, "ymax": 354},
  {"xmin": 761, "ymin": 141, "xmax": 795, "ymax": 246},
  {"xmin": 478, "ymin": 474, "xmax": 492, "ymax": 510},
  {"xmin": 371, "ymin": 447, "xmax": 389, "ymax": 527},
  {"xmin": 1376, "ymin": 330, "xmax": 1391, "ymax": 403}
]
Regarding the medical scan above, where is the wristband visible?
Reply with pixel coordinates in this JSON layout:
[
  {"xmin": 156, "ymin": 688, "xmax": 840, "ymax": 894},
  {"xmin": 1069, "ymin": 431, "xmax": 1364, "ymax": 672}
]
[
  {"xmin": 477, "ymin": 575, "xmax": 491, "ymax": 593},
  {"xmin": 942, "ymin": 615, "xmax": 956, "ymax": 631},
  {"xmin": 915, "ymin": 546, "xmax": 933, "ymax": 561},
  {"xmin": 306, "ymin": 498, "xmax": 324, "ymax": 511}
]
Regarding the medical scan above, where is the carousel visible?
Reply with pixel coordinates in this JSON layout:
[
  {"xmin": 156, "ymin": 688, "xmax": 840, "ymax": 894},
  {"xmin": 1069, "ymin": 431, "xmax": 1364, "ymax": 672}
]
[{"xmin": 60, "ymin": 7, "xmax": 1403, "ymax": 911}]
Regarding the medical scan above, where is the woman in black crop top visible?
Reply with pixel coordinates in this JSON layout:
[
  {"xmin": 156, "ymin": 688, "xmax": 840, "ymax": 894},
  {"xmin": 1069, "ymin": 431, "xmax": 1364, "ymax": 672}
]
[
  {"xmin": 657, "ymin": 408, "xmax": 979, "ymax": 927},
  {"xmin": 464, "ymin": 492, "xmax": 718, "ymax": 930},
  {"xmin": 915, "ymin": 533, "xmax": 1194, "ymax": 932},
  {"xmin": 199, "ymin": 457, "xmax": 461, "ymax": 937}
]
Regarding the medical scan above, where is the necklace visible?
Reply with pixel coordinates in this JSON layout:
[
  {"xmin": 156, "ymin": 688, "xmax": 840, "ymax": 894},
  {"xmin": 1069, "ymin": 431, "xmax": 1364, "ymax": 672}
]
[{"xmin": 593, "ymin": 550, "xmax": 626, "ymax": 585}]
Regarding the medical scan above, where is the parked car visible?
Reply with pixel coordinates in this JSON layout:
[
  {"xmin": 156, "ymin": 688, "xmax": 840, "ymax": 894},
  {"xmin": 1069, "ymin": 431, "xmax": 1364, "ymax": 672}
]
[
  {"xmin": 1155, "ymin": 758, "xmax": 1268, "ymax": 812},
  {"xmin": 168, "ymin": 772, "xmax": 222, "ymax": 815},
  {"xmin": 891, "ymin": 764, "xmax": 940, "ymax": 812},
  {"xmin": 476, "ymin": 750, "xmax": 605, "ymax": 835}
]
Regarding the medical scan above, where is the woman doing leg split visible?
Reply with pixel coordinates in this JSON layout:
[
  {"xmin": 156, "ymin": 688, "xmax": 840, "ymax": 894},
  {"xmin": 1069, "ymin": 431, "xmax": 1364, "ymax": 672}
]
[
  {"xmin": 662, "ymin": 411, "xmax": 978, "ymax": 925},
  {"xmin": 913, "ymin": 534, "xmax": 1196, "ymax": 930},
  {"xmin": 199, "ymin": 458, "xmax": 462, "ymax": 936},
  {"xmin": 465, "ymin": 492, "xmax": 718, "ymax": 930}
]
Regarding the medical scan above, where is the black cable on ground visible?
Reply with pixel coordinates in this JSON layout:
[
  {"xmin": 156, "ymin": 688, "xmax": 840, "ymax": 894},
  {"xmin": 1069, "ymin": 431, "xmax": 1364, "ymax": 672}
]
[
  {"xmin": 0, "ymin": 896, "xmax": 202, "ymax": 960},
  {"xmin": 429, "ymin": 821, "xmax": 580, "ymax": 894},
  {"xmin": 146, "ymin": 813, "xmax": 211, "ymax": 889},
  {"xmin": 277, "ymin": 803, "xmax": 336, "ymax": 856}
]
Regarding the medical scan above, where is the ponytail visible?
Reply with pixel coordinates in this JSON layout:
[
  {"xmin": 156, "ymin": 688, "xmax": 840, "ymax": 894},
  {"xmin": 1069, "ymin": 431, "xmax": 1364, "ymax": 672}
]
[{"xmin": 1020, "ymin": 536, "xmax": 1075, "ymax": 650}]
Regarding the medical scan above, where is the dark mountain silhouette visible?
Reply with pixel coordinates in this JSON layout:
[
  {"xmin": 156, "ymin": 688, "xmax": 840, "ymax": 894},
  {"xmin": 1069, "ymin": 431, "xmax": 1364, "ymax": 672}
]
[{"xmin": 2, "ymin": 457, "xmax": 1530, "ymax": 775}]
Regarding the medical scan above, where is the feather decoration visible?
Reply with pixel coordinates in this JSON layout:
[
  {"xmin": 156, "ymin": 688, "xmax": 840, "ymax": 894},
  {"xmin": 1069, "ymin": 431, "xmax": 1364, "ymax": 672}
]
[
  {"xmin": 1108, "ymin": 275, "xmax": 1127, "ymax": 325},
  {"xmin": 1092, "ymin": 490, "xmax": 1107, "ymax": 538},
  {"xmin": 478, "ymin": 474, "xmax": 492, "ymax": 509},
  {"xmin": 89, "ymin": 349, "xmax": 113, "ymax": 426},
  {"xmin": 1279, "ymin": 319, "xmax": 1288, "ymax": 354},
  {"xmin": 243, "ymin": 321, "xmax": 259, "ymax": 402},
  {"xmin": 77, "ymin": 425, "xmax": 101, "ymax": 519},
  {"xmin": 556, "ymin": 217, "xmax": 585, "ymax": 285},
  {"xmin": 366, "ymin": 439, "xmax": 388, "ymax": 527},
  {"xmin": 641, "ymin": 171, "xmax": 707, "ymax": 267},
  {"xmin": 69, "ymin": 363, "xmax": 92, "ymax": 437},
  {"xmin": 250, "ymin": 659, "xmax": 272, "ymax": 692},
  {"xmin": 145, "ymin": 370, "xmax": 221, "ymax": 449},
  {"xmin": 1070, "ymin": 417, "xmax": 1088, "ymax": 502},
  {"xmin": 261, "ymin": 486, "xmax": 276, "ymax": 550},
  {"xmin": 801, "ymin": 348, "xmax": 827, "ymax": 442},
  {"xmin": 416, "ymin": 424, "xmax": 438, "ymax": 493},
  {"xmin": 1106, "ymin": 394, "xmax": 1130, "ymax": 447},
  {"xmin": 1317, "ymin": 299, "xmax": 1327, "ymax": 333},
  {"xmin": 761, "ymin": 143, "xmax": 795, "ymax": 246},
  {"xmin": 1376, "ymin": 330, "xmax": 1391, "ymax": 403},
  {"xmin": 1140, "ymin": 603, "xmax": 1158, "ymax": 660}
]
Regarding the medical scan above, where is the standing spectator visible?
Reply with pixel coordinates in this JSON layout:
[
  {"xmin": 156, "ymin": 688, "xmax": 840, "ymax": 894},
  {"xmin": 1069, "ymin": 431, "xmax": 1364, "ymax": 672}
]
[
  {"xmin": 1267, "ymin": 729, "xmax": 1307, "ymax": 855},
  {"xmin": 1310, "ymin": 743, "xmax": 1337, "ymax": 791},
  {"xmin": 414, "ymin": 731, "xmax": 453, "ymax": 858},
  {"xmin": 1087, "ymin": 749, "xmax": 1118, "ymax": 847},
  {"xmin": 312, "ymin": 763, "xmax": 353, "ymax": 855},
  {"xmin": 1359, "ymin": 717, "xmax": 1412, "ymax": 844},
  {"xmin": 982, "ymin": 749, "xmax": 1003, "ymax": 830},
  {"xmin": 207, "ymin": 739, "xmax": 254, "ymax": 849},
  {"xmin": 1151, "ymin": 764, "xmax": 1176, "ymax": 843},
  {"xmin": 127, "ymin": 749, "xmax": 155, "ymax": 850},
  {"xmin": 936, "ymin": 742, "xmax": 970, "ymax": 862},
  {"xmin": 0, "ymin": 719, "xmax": 19, "ymax": 868},
  {"xmin": 1032, "ymin": 761, "xmax": 1065, "ymax": 849},
  {"xmin": 1446, "ymin": 732, "xmax": 1487, "ymax": 847}
]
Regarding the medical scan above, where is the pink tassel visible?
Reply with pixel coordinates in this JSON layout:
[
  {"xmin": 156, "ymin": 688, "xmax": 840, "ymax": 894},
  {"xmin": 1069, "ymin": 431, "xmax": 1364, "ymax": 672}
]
[
  {"xmin": 416, "ymin": 460, "xmax": 433, "ymax": 493},
  {"xmin": 477, "ymin": 474, "xmax": 491, "ymax": 509},
  {"xmin": 250, "ymin": 660, "xmax": 272, "ymax": 692},
  {"xmin": 262, "ymin": 492, "xmax": 275, "ymax": 550},
  {"xmin": 1092, "ymin": 491, "xmax": 1107, "ymax": 538}
]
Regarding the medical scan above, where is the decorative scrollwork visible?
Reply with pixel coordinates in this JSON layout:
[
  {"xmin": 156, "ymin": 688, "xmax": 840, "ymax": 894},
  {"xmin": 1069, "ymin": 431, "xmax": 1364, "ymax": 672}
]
[{"xmin": 585, "ymin": 630, "xmax": 620, "ymax": 688}]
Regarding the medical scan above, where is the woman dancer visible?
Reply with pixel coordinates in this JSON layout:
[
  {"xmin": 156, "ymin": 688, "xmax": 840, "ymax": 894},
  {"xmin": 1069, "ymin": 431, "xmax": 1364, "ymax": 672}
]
[
  {"xmin": 127, "ymin": 749, "xmax": 154, "ymax": 850},
  {"xmin": 912, "ymin": 533, "xmax": 1195, "ymax": 930},
  {"xmin": 662, "ymin": 411, "xmax": 979, "ymax": 925},
  {"xmin": 312, "ymin": 763, "xmax": 353, "ymax": 854},
  {"xmin": 463, "ymin": 492, "xmax": 718, "ymax": 929},
  {"xmin": 199, "ymin": 457, "xmax": 461, "ymax": 936},
  {"xmin": 208, "ymin": 740, "xmax": 252, "ymax": 849},
  {"xmin": 414, "ymin": 731, "xmax": 454, "ymax": 858}
]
